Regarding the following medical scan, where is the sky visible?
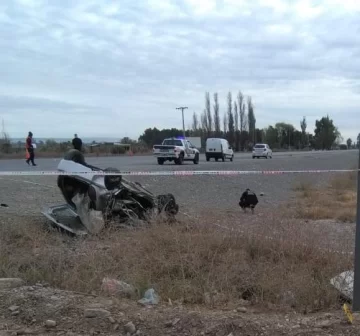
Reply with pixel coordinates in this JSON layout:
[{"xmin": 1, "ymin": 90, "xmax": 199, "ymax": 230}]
[{"xmin": 0, "ymin": 0, "xmax": 359, "ymax": 142}]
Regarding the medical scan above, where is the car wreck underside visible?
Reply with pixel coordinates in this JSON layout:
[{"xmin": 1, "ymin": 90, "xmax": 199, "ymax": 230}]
[{"xmin": 42, "ymin": 154, "xmax": 179, "ymax": 236}]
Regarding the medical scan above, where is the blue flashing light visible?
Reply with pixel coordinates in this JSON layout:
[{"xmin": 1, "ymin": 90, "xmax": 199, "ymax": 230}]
[{"xmin": 176, "ymin": 136, "xmax": 185, "ymax": 140}]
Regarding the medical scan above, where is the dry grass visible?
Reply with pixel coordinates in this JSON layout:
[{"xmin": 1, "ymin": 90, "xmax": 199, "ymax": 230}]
[
  {"xmin": 0, "ymin": 213, "xmax": 352, "ymax": 313},
  {"xmin": 294, "ymin": 172, "xmax": 358, "ymax": 222}
]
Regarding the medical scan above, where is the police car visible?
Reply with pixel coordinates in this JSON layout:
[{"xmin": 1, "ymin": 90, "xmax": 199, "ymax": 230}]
[{"xmin": 153, "ymin": 137, "xmax": 200, "ymax": 165}]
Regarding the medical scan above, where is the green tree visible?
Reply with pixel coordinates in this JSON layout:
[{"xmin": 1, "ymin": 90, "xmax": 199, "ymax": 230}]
[
  {"xmin": 234, "ymin": 101, "xmax": 239, "ymax": 151},
  {"xmin": 223, "ymin": 112, "xmax": 228, "ymax": 134},
  {"xmin": 255, "ymin": 128, "xmax": 263, "ymax": 143},
  {"xmin": 300, "ymin": 116, "xmax": 307, "ymax": 148},
  {"xmin": 308, "ymin": 134, "xmax": 316, "ymax": 149},
  {"xmin": 237, "ymin": 91, "xmax": 247, "ymax": 150},
  {"xmin": 247, "ymin": 96, "xmax": 256, "ymax": 144},
  {"xmin": 139, "ymin": 127, "xmax": 161, "ymax": 147},
  {"xmin": 213, "ymin": 92, "xmax": 221, "ymax": 137},
  {"xmin": 201, "ymin": 109, "xmax": 209, "ymax": 135},
  {"xmin": 205, "ymin": 92, "xmax": 212, "ymax": 135},
  {"xmin": 264, "ymin": 126, "xmax": 278, "ymax": 148},
  {"xmin": 237, "ymin": 91, "xmax": 246, "ymax": 132},
  {"xmin": 293, "ymin": 130, "xmax": 303, "ymax": 149},
  {"xmin": 227, "ymin": 92, "xmax": 235, "ymax": 146},
  {"xmin": 275, "ymin": 122, "xmax": 295, "ymax": 149},
  {"xmin": 191, "ymin": 112, "xmax": 203, "ymax": 137},
  {"xmin": 138, "ymin": 127, "xmax": 190, "ymax": 147},
  {"xmin": 314, "ymin": 115, "xmax": 340, "ymax": 150},
  {"xmin": 120, "ymin": 137, "xmax": 136, "ymax": 144},
  {"xmin": 192, "ymin": 112, "xmax": 199, "ymax": 131}
]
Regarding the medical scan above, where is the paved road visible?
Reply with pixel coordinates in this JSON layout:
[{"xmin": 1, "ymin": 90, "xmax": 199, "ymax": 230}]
[
  {"xmin": 0, "ymin": 150, "xmax": 357, "ymax": 172},
  {"xmin": 0, "ymin": 150, "xmax": 358, "ymax": 217}
]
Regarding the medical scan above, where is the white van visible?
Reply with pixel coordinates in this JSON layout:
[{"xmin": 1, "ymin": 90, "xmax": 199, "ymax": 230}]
[{"xmin": 205, "ymin": 138, "xmax": 234, "ymax": 162}]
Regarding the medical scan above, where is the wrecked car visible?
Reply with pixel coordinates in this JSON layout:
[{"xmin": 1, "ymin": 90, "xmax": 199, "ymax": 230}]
[{"xmin": 42, "ymin": 149, "xmax": 179, "ymax": 235}]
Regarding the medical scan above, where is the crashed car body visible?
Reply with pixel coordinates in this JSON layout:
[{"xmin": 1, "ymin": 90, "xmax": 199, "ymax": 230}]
[{"xmin": 42, "ymin": 149, "xmax": 179, "ymax": 235}]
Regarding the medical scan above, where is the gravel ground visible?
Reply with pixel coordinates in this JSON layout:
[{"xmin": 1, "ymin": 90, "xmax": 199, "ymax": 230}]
[{"xmin": 1, "ymin": 283, "xmax": 359, "ymax": 336}]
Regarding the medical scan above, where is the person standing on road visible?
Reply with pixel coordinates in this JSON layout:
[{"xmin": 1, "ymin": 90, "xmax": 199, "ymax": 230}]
[
  {"xmin": 25, "ymin": 131, "xmax": 37, "ymax": 166},
  {"xmin": 72, "ymin": 133, "xmax": 83, "ymax": 151}
]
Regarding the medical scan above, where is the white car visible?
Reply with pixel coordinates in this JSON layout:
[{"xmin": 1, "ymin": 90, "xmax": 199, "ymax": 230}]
[
  {"xmin": 205, "ymin": 138, "xmax": 234, "ymax": 162},
  {"xmin": 252, "ymin": 143, "xmax": 272, "ymax": 159},
  {"xmin": 153, "ymin": 137, "xmax": 200, "ymax": 165}
]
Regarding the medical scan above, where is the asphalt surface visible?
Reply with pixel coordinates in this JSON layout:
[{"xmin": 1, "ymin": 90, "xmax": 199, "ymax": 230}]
[
  {"xmin": 0, "ymin": 150, "xmax": 358, "ymax": 217},
  {"xmin": 0, "ymin": 150, "xmax": 357, "ymax": 172}
]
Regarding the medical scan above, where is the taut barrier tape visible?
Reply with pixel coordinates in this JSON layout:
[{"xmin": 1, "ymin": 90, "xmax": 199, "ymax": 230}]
[{"xmin": 0, "ymin": 169, "xmax": 358, "ymax": 176}]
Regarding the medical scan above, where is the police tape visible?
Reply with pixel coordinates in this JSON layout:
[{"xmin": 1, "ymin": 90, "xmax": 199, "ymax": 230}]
[{"xmin": 0, "ymin": 169, "xmax": 358, "ymax": 176}]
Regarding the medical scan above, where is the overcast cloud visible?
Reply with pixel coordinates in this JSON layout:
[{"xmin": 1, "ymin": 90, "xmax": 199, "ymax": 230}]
[{"xmin": 1, "ymin": 0, "xmax": 359, "ymax": 141}]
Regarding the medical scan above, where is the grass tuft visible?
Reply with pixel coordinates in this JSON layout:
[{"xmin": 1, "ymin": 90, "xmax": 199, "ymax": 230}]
[
  {"xmin": 0, "ymin": 214, "xmax": 351, "ymax": 312},
  {"xmin": 294, "ymin": 172, "xmax": 357, "ymax": 222}
]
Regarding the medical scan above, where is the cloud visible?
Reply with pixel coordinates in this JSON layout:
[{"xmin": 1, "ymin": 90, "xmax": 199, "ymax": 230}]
[{"xmin": 0, "ymin": 0, "xmax": 359, "ymax": 141}]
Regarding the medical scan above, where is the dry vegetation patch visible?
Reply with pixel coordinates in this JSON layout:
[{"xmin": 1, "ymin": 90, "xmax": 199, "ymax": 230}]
[
  {"xmin": 0, "ymin": 214, "xmax": 351, "ymax": 313},
  {"xmin": 294, "ymin": 172, "xmax": 357, "ymax": 222}
]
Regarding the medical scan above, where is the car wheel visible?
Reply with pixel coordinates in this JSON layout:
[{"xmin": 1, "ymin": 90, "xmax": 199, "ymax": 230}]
[
  {"xmin": 157, "ymin": 158, "xmax": 164, "ymax": 165},
  {"xmin": 252, "ymin": 156, "xmax": 255, "ymax": 159},
  {"xmin": 175, "ymin": 153, "xmax": 184, "ymax": 165},
  {"xmin": 230, "ymin": 155, "xmax": 233, "ymax": 162},
  {"xmin": 215, "ymin": 158, "xmax": 218, "ymax": 162},
  {"xmin": 193, "ymin": 153, "xmax": 199, "ymax": 164},
  {"xmin": 222, "ymin": 154, "xmax": 225, "ymax": 162},
  {"xmin": 206, "ymin": 155, "xmax": 210, "ymax": 162}
]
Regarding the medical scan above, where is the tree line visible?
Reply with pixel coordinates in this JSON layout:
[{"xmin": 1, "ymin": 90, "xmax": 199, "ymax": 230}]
[
  {"xmin": 139, "ymin": 91, "xmax": 350, "ymax": 151},
  {"xmin": 0, "ymin": 96, "xmax": 358, "ymax": 155}
]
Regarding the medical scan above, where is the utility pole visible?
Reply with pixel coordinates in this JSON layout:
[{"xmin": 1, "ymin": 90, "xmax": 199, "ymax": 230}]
[{"xmin": 176, "ymin": 106, "xmax": 188, "ymax": 138}]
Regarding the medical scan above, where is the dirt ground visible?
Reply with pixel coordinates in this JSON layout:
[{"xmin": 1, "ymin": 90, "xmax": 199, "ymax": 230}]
[{"xmin": 0, "ymin": 281, "xmax": 360, "ymax": 336}]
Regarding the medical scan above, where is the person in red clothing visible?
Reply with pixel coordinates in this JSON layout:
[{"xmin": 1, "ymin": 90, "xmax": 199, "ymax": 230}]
[{"xmin": 25, "ymin": 131, "xmax": 36, "ymax": 166}]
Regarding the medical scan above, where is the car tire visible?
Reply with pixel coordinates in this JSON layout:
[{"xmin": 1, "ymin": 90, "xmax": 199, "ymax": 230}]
[
  {"xmin": 215, "ymin": 157, "xmax": 218, "ymax": 162},
  {"xmin": 157, "ymin": 158, "xmax": 164, "ymax": 165},
  {"xmin": 206, "ymin": 155, "xmax": 210, "ymax": 162},
  {"xmin": 222, "ymin": 154, "xmax": 225, "ymax": 162},
  {"xmin": 230, "ymin": 155, "xmax": 233, "ymax": 162},
  {"xmin": 175, "ymin": 153, "xmax": 184, "ymax": 165},
  {"xmin": 193, "ymin": 153, "xmax": 199, "ymax": 164},
  {"xmin": 252, "ymin": 156, "xmax": 255, "ymax": 159}
]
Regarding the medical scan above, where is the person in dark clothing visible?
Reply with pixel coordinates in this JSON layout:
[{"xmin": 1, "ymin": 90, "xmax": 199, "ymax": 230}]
[
  {"xmin": 239, "ymin": 188, "xmax": 258, "ymax": 214},
  {"xmin": 63, "ymin": 149, "xmax": 98, "ymax": 170},
  {"xmin": 25, "ymin": 131, "xmax": 36, "ymax": 166},
  {"xmin": 72, "ymin": 134, "xmax": 83, "ymax": 151}
]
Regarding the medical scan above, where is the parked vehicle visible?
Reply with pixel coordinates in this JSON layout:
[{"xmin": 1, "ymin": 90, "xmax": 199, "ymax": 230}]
[
  {"xmin": 205, "ymin": 138, "xmax": 234, "ymax": 162},
  {"xmin": 252, "ymin": 143, "xmax": 273, "ymax": 159},
  {"xmin": 153, "ymin": 137, "xmax": 200, "ymax": 165}
]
